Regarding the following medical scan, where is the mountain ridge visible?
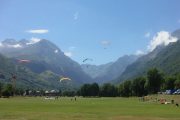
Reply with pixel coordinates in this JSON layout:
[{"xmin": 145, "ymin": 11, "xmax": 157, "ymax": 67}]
[
  {"xmin": 115, "ymin": 29, "xmax": 180, "ymax": 83},
  {"xmin": 0, "ymin": 39, "xmax": 92, "ymax": 87},
  {"xmin": 81, "ymin": 55, "xmax": 138, "ymax": 83}
]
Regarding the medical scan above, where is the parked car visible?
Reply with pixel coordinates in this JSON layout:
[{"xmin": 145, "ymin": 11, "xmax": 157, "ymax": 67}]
[
  {"xmin": 173, "ymin": 89, "xmax": 180, "ymax": 95},
  {"xmin": 165, "ymin": 90, "xmax": 176, "ymax": 95}
]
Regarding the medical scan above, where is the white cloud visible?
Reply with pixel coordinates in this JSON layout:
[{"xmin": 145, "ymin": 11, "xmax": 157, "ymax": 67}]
[
  {"xmin": 0, "ymin": 42, "xmax": 3, "ymax": 47},
  {"xmin": 147, "ymin": 31, "xmax": 178, "ymax": 51},
  {"xmin": 26, "ymin": 37, "xmax": 41, "ymax": 45},
  {"xmin": 63, "ymin": 46, "xmax": 76, "ymax": 57},
  {"xmin": 54, "ymin": 49, "xmax": 58, "ymax": 53},
  {"xmin": 145, "ymin": 32, "xmax": 151, "ymax": 38},
  {"xmin": 0, "ymin": 41, "xmax": 22, "ymax": 48},
  {"xmin": 12, "ymin": 44, "xmax": 22, "ymax": 48},
  {"xmin": 7, "ymin": 44, "xmax": 22, "ymax": 48},
  {"xmin": 26, "ymin": 29, "xmax": 49, "ymax": 34},
  {"xmin": 135, "ymin": 50, "xmax": 145, "ymax": 55},
  {"xmin": 74, "ymin": 12, "xmax": 79, "ymax": 20},
  {"xmin": 64, "ymin": 52, "xmax": 73, "ymax": 57}
]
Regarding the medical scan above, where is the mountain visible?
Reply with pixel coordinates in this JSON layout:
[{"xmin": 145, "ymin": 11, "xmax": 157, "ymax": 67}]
[
  {"xmin": 81, "ymin": 62, "xmax": 113, "ymax": 79},
  {"xmin": 82, "ymin": 55, "xmax": 138, "ymax": 83},
  {"xmin": 116, "ymin": 29, "xmax": 180, "ymax": 83},
  {"xmin": 0, "ymin": 53, "xmax": 61, "ymax": 89},
  {"xmin": 172, "ymin": 29, "xmax": 180, "ymax": 38},
  {"xmin": 0, "ymin": 39, "xmax": 92, "ymax": 87}
]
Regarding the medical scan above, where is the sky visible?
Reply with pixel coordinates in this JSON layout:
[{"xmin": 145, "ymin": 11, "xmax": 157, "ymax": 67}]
[{"xmin": 0, "ymin": 0, "xmax": 180, "ymax": 65}]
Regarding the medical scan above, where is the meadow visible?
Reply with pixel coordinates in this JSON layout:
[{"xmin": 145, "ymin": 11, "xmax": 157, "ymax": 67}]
[{"xmin": 0, "ymin": 96, "xmax": 180, "ymax": 120}]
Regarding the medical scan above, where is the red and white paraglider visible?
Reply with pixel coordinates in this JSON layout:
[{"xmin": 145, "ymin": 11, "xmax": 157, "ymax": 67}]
[{"xmin": 18, "ymin": 59, "xmax": 31, "ymax": 64}]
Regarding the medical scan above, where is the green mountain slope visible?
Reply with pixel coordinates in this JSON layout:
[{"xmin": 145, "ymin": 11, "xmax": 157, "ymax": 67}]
[
  {"xmin": 0, "ymin": 39, "xmax": 92, "ymax": 86},
  {"xmin": 117, "ymin": 30, "xmax": 180, "ymax": 83},
  {"xmin": 0, "ymin": 54, "xmax": 61, "ymax": 89}
]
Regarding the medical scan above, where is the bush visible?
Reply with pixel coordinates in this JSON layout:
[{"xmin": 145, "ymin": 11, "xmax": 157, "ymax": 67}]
[{"xmin": 2, "ymin": 84, "xmax": 13, "ymax": 97}]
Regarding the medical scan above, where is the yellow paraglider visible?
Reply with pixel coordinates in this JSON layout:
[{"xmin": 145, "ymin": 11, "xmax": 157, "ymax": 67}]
[{"xmin": 59, "ymin": 77, "xmax": 71, "ymax": 82}]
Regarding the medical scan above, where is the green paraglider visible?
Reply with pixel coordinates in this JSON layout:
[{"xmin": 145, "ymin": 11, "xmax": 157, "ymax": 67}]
[{"xmin": 83, "ymin": 58, "xmax": 93, "ymax": 63}]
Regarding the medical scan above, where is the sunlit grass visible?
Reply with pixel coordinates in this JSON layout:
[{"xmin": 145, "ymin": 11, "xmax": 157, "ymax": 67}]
[{"xmin": 0, "ymin": 96, "xmax": 180, "ymax": 120}]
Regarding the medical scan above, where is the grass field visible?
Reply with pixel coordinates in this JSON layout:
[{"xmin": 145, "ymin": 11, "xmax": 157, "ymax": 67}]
[{"xmin": 0, "ymin": 96, "xmax": 180, "ymax": 120}]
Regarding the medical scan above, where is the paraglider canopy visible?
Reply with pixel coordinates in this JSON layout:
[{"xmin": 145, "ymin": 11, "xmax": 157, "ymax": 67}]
[
  {"xmin": 83, "ymin": 58, "xmax": 93, "ymax": 63},
  {"xmin": 82, "ymin": 58, "xmax": 93, "ymax": 68},
  {"xmin": 59, "ymin": 77, "xmax": 71, "ymax": 82},
  {"xmin": 101, "ymin": 40, "xmax": 111, "ymax": 49},
  {"xmin": 18, "ymin": 59, "xmax": 31, "ymax": 63}
]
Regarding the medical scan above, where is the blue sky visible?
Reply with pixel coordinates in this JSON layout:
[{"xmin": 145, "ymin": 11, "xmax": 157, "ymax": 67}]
[{"xmin": 0, "ymin": 0, "xmax": 180, "ymax": 65}]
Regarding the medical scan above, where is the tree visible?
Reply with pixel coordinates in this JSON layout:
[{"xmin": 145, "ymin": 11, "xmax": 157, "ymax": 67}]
[
  {"xmin": 118, "ymin": 84, "xmax": 124, "ymax": 96},
  {"xmin": 0, "ymin": 82, "xmax": 3, "ymax": 97},
  {"xmin": 175, "ymin": 79, "xmax": 180, "ymax": 89},
  {"xmin": 80, "ymin": 84, "xmax": 91, "ymax": 97},
  {"xmin": 2, "ymin": 84, "xmax": 13, "ymax": 97},
  {"xmin": 164, "ymin": 76, "xmax": 176, "ymax": 90},
  {"xmin": 100, "ymin": 83, "xmax": 118, "ymax": 97},
  {"xmin": 121, "ymin": 80, "xmax": 132, "ymax": 97},
  {"xmin": 15, "ymin": 88, "xmax": 25, "ymax": 96},
  {"xmin": 90, "ymin": 83, "xmax": 99, "ymax": 96},
  {"xmin": 132, "ymin": 77, "xmax": 147, "ymax": 97},
  {"xmin": 175, "ymin": 74, "xmax": 180, "ymax": 89},
  {"xmin": 147, "ymin": 68, "xmax": 164, "ymax": 94},
  {"xmin": 80, "ymin": 83, "xmax": 100, "ymax": 97}
]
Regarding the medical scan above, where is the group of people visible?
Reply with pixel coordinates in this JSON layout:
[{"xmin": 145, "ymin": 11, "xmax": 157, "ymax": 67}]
[{"xmin": 140, "ymin": 96, "xmax": 179, "ymax": 107}]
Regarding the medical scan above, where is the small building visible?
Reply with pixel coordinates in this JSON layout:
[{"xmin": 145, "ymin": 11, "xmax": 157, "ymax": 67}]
[{"xmin": 45, "ymin": 90, "xmax": 58, "ymax": 96}]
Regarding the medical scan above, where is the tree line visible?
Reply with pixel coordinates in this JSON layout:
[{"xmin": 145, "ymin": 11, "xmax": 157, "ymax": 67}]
[
  {"xmin": 78, "ymin": 68, "xmax": 180, "ymax": 97},
  {"xmin": 0, "ymin": 83, "xmax": 76, "ymax": 97}
]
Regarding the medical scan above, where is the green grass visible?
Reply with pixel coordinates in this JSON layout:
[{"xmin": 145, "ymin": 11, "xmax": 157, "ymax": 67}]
[{"xmin": 0, "ymin": 96, "xmax": 180, "ymax": 120}]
